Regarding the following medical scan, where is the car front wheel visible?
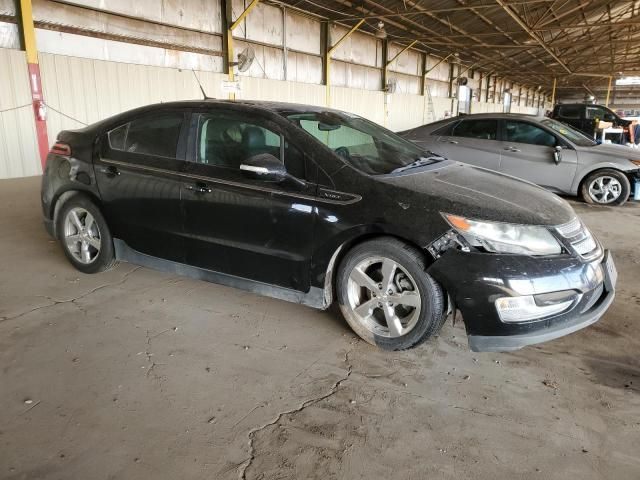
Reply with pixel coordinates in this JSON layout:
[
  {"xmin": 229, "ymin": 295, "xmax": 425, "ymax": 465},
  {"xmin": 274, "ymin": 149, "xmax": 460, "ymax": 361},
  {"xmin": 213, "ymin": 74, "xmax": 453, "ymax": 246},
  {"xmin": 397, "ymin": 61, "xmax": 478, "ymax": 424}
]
[
  {"xmin": 337, "ymin": 238, "xmax": 445, "ymax": 350},
  {"xmin": 581, "ymin": 169, "xmax": 630, "ymax": 206}
]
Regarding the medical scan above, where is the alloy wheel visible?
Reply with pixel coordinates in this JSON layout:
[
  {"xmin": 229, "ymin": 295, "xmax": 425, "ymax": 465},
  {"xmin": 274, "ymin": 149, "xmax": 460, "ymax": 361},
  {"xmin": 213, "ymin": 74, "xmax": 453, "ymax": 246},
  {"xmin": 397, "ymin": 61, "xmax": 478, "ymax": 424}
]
[
  {"xmin": 63, "ymin": 207, "xmax": 101, "ymax": 264},
  {"xmin": 588, "ymin": 176, "xmax": 622, "ymax": 204},
  {"xmin": 346, "ymin": 256, "xmax": 422, "ymax": 338}
]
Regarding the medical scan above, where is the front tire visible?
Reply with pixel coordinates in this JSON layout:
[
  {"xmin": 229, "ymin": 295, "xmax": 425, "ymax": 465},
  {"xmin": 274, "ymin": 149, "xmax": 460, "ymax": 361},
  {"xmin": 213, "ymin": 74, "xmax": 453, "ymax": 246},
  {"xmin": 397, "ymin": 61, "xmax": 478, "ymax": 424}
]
[
  {"xmin": 336, "ymin": 238, "xmax": 445, "ymax": 350},
  {"xmin": 56, "ymin": 194, "xmax": 118, "ymax": 274},
  {"xmin": 581, "ymin": 169, "xmax": 630, "ymax": 206}
]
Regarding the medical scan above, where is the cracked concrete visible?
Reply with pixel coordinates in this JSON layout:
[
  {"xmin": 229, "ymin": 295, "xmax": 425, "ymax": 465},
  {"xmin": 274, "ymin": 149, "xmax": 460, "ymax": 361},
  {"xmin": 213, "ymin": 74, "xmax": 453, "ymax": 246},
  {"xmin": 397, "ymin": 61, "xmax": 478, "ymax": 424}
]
[
  {"xmin": 1, "ymin": 176, "xmax": 640, "ymax": 480},
  {"xmin": 238, "ymin": 348, "xmax": 355, "ymax": 479}
]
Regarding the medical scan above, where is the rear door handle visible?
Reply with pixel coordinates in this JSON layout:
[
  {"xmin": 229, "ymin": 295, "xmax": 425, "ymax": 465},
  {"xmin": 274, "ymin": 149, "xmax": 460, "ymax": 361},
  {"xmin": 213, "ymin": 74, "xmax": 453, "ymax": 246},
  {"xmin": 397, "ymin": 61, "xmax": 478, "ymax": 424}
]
[
  {"xmin": 448, "ymin": 140, "xmax": 459, "ymax": 144},
  {"xmin": 99, "ymin": 165, "xmax": 120, "ymax": 177},
  {"xmin": 185, "ymin": 183, "xmax": 212, "ymax": 194},
  {"xmin": 504, "ymin": 146, "xmax": 521, "ymax": 152}
]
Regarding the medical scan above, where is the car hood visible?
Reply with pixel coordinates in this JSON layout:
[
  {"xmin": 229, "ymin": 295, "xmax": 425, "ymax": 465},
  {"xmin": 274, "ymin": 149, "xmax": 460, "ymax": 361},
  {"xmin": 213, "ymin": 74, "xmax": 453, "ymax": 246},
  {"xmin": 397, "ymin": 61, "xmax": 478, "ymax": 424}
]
[
  {"xmin": 581, "ymin": 143, "xmax": 640, "ymax": 161},
  {"xmin": 378, "ymin": 161, "xmax": 575, "ymax": 226}
]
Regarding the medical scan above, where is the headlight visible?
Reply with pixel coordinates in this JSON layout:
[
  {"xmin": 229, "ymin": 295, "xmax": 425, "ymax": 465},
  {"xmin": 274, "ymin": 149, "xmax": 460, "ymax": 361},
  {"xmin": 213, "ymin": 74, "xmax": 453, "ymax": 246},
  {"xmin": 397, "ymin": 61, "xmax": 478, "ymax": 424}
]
[{"xmin": 443, "ymin": 214, "xmax": 562, "ymax": 256}]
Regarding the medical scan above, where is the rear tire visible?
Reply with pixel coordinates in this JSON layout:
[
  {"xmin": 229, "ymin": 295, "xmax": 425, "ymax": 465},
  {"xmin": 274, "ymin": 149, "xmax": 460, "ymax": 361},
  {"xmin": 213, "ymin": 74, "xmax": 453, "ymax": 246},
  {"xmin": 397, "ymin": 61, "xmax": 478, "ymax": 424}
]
[
  {"xmin": 336, "ymin": 238, "xmax": 445, "ymax": 350},
  {"xmin": 56, "ymin": 194, "xmax": 118, "ymax": 274},
  {"xmin": 580, "ymin": 169, "xmax": 630, "ymax": 206}
]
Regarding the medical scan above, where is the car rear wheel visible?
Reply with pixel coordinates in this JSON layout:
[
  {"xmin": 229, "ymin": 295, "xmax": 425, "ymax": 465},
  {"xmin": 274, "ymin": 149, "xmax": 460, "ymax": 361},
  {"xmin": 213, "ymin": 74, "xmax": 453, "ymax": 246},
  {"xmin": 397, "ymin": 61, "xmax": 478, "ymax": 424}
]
[
  {"xmin": 57, "ymin": 195, "xmax": 118, "ymax": 274},
  {"xmin": 581, "ymin": 169, "xmax": 630, "ymax": 206},
  {"xmin": 336, "ymin": 238, "xmax": 445, "ymax": 350}
]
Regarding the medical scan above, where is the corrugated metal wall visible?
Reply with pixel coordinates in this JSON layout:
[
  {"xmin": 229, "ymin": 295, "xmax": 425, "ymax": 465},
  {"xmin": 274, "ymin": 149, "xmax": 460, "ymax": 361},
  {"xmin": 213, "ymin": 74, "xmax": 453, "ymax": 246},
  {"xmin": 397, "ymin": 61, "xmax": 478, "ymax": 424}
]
[{"xmin": 0, "ymin": 49, "xmax": 40, "ymax": 179}]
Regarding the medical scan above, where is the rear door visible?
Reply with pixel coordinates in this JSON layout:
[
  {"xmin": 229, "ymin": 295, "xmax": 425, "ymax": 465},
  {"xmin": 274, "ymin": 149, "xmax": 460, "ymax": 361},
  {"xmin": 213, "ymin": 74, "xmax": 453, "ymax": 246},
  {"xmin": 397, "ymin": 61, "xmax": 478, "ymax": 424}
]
[
  {"xmin": 498, "ymin": 119, "xmax": 578, "ymax": 193},
  {"xmin": 435, "ymin": 118, "xmax": 501, "ymax": 170},
  {"xmin": 94, "ymin": 110, "xmax": 189, "ymax": 262},
  {"xmin": 181, "ymin": 109, "xmax": 317, "ymax": 291}
]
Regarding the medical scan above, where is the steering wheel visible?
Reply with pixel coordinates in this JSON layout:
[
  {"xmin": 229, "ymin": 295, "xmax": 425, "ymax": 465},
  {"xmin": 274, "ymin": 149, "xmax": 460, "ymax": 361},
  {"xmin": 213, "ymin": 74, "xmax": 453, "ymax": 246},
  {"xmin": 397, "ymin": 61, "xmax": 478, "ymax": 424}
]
[{"xmin": 334, "ymin": 146, "xmax": 350, "ymax": 160}]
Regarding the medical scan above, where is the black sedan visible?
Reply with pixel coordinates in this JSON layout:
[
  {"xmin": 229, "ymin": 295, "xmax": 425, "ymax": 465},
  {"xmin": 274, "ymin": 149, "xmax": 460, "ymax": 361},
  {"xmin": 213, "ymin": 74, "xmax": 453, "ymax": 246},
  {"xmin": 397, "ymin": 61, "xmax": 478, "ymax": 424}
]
[{"xmin": 41, "ymin": 100, "xmax": 617, "ymax": 352}]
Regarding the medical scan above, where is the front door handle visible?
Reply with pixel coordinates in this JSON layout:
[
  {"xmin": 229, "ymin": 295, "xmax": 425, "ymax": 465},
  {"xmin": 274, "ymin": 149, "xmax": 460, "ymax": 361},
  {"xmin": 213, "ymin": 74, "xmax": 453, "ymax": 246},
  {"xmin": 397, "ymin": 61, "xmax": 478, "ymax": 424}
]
[
  {"xmin": 448, "ymin": 140, "xmax": 459, "ymax": 144},
  {"xmin": 185, "ymin": 183, "xmax": 212, "ymax": 194},
  {"xmin": 504, "ymin": 146, "xmax": 521, "ymax": 152},
  {"xmin": 99, "ymin": 165, "xmax": 120, "ymax": 177}
]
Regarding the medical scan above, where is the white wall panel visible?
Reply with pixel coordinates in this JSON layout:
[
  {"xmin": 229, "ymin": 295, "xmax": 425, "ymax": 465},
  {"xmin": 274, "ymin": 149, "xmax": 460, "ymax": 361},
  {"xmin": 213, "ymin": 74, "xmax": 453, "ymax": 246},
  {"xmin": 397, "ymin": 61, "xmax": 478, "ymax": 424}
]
[
  {"xmin": 388, "ymin": 72, "xmax": 420, "ymax": 95},
  {"xmin": 32, "ymin": 0, "xmax": 223, "ymax": 55},
  {"xmin": 0, "ymin": 49, "xmax": 40, "ymax": 178},
  {"xmin": 0, "ymin": 21, "xmax": 19, "ymax": 49},
  {"xmin": 286, "ymin": 51, "xmax": 322, "ymax": 84},
  {"xmin": 285, "ymin": 10, "xmax": 320, "ymax": 55},
  {"xmin": 0, "ymin": 0, "xmax": 15, "ymax": 14},
  {"xmin": 62, "ymin": 0, "xmax": 222, "ymax": 33},
  {"xmin": 426, "ymin": 56, "xmax": 450, "ymax": 82},
  {"xmin": 240, "ymin": 1, "xmax": 283, "ymax": 46},
  {"xmin": 38, "ymin": 52, "xmax": 226, "ymax": 146},
  {"xmin": 36, "ymin": 29, "xmax": 223, "ymax": 72},
  {"xmin": 330, "ymin": 26, "xmax": 381, "ymax": 67},
  {"xmin": 388, "ymin": 44, "xmax": 421, "ymax": 76}
]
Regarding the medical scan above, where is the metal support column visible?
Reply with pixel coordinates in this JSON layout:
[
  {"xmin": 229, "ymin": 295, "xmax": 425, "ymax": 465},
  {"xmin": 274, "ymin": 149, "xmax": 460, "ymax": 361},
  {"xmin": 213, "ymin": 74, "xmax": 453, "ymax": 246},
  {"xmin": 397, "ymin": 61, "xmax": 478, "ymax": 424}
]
[
  {"xmin": 551, "ymin": 77, "xmax": 557, "ymax": 106},
  {"xmin": 17, "ymin": 0, "xmax": 49, "ymax": 168},
  {"xmin": 325, "ymin": 19, "xmax": 364, "ymax": 107},
  {"xmin": 605, "ymin": 76, "xmax": 612, "ymax": 107},
  {"xmin": 224, "ymin": 0, "xmax": 261, "ymax": 100}
]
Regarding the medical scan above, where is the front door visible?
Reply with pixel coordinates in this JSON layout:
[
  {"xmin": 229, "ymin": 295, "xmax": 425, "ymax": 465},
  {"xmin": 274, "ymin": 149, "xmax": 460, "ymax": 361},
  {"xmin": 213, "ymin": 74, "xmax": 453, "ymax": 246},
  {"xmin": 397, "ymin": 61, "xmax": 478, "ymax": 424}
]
[
  {"xmin": 181, "ymin": 111, "xmax": 316, "ymax": 291},
  {"xmin": 498, "ymin": 119, "xmax": 578, "ymax": 193},
  {"xmin": 436, "ymin": 118, "xmax": 501, "ymax": 170},
  {"xmin": 94, "ymin": 110, "xmax": 189, "ymax": 262}
]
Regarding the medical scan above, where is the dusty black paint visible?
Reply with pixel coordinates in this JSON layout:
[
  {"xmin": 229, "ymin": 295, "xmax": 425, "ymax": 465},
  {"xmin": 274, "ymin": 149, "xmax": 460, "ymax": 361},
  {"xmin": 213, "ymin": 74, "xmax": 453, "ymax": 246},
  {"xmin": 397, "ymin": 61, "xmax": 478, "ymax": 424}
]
[{"xmin": 41, "ymin": 99, "xmax": 614, "ymax": 350}]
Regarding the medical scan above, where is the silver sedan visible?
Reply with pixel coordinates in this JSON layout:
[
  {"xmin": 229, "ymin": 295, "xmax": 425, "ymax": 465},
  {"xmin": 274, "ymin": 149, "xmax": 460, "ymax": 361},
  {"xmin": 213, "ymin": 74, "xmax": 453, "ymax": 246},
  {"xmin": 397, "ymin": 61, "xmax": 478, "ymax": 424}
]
[{"xmin": 399, "ymin": 113, "xmax": 640, "ymax": 206}]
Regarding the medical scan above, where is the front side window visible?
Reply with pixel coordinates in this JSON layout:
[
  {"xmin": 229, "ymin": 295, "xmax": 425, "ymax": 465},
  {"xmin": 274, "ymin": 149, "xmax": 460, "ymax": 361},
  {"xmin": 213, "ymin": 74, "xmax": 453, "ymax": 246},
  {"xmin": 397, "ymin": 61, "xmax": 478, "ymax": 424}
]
[
  {"xmin": 451, "ymin": 119, "xmax": 498, "ymax": 140},
  {"xmin": 504, "ymin": 121, "xmax": 557, "ymax": 147},
  {"xmin": 540, "ymin": 118, "xmax": 597, "ymax": 147},
  {"xmin": 197, "ymin": 114, "xmax": 306, "ymax": 179},
  {"xmin": 107, "ymin": 113, "xmax": 184, "ymax": 158},
  {"xmin": 287, "ymin": 112, "xmax": 433, "ymax": 176},
  {"xmin": 586, "ymin": 106, "xmax": 606, "ymax": 120}
]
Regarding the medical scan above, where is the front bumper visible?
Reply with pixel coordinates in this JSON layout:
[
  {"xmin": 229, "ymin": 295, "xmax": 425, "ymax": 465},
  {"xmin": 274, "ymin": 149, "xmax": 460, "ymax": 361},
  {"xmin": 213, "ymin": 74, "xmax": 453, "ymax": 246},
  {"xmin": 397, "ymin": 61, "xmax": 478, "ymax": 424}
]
[{"xmin": 428, "ymin": 249, "xmax": 616, "ymax": 352}]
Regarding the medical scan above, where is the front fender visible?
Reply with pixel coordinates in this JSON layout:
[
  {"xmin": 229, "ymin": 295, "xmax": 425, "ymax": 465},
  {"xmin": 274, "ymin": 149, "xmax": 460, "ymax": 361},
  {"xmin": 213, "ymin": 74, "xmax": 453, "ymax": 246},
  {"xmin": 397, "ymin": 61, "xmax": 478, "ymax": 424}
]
[{"xmin": 572, "ymin": 161, "xmax": 639, "ymax": 192}]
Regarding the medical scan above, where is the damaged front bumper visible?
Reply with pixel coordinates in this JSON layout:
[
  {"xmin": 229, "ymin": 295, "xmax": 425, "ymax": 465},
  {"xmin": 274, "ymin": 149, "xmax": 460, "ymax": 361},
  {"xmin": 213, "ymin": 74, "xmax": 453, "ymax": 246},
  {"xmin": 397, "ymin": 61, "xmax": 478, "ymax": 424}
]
[{"xmin": 428, "ymin": 249, "xmax": 616, "ymax": 352}]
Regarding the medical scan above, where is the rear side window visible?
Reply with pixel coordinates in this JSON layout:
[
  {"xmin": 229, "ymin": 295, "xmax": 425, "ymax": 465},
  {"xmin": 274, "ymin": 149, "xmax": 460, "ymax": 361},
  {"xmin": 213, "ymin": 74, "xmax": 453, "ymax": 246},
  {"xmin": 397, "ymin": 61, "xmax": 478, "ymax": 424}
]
[
  {"xmin": 504, "ymin": 121, "xmax": 557, "ymax": 147},
  {"xmin": 107, "ymin": 113, "xmax": 184, "ymax": 158},
  {"xmin": 557, "ymin": 105, "xmax": 581, "ymax": 119},
  {"xmin": 452, "ymin": 119, "xmax": 498, "ymax": 140},
  {"xmin": 431, "ymin": 121, "xmax": 458, "ymax": 136}
]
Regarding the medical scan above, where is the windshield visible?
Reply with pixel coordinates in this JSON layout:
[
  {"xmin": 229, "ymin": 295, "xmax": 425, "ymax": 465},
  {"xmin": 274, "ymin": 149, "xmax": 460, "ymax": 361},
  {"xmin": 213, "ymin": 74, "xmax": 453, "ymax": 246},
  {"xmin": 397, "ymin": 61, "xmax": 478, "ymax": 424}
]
[
  {"xmin": 285, "ymin": 111, "xmax": 438, "ymax": 175},
  {"xmin": 540, "ymin": 118, "xmax": 597, "ymax": 147}
]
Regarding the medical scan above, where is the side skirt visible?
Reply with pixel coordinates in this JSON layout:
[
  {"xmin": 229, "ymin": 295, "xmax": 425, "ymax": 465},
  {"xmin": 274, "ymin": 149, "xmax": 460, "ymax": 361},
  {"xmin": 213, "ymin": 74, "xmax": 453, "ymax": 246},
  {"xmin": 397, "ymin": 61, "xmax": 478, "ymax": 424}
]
[{"xmin": 113, "ymin": 239, "xmax": 328, "ymax": 310}]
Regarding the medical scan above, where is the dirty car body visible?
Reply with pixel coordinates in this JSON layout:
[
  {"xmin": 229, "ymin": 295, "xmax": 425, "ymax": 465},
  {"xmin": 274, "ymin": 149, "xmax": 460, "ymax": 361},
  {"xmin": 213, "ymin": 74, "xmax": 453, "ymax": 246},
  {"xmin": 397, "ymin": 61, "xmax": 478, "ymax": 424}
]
[{"xmin": 41, "ymin": 100, "xmax": 617, "ymax": 352}]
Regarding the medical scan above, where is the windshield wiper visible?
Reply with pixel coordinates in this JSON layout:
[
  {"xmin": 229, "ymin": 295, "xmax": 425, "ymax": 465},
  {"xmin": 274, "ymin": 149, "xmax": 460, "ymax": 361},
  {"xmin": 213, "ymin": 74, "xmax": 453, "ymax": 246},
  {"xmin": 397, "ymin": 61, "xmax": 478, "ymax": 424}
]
[{"xmin": 391, "ymin": 154, "xmax": 445, "ymax": 173}]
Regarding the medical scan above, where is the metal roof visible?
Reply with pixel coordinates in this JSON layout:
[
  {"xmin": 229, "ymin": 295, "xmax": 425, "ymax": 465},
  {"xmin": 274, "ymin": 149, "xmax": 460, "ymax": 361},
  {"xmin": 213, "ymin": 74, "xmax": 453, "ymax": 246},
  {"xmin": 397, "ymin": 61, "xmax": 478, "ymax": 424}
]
[{"xmin": 278, "ymin": 0, "xmax": 640, "ymax": 98}]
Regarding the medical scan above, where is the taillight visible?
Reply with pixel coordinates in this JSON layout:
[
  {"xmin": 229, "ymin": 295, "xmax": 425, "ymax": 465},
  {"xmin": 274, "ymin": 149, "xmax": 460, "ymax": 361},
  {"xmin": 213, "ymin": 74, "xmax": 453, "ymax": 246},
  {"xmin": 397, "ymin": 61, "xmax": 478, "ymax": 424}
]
[{"xmin": 50, "ymin": 141, "xmax": 71, "ymax": 157}]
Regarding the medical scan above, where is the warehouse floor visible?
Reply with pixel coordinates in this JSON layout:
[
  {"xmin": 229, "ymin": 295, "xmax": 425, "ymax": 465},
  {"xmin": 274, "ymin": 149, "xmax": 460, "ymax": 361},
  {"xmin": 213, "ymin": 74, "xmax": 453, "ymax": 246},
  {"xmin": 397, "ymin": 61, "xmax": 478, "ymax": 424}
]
[{"xmin": 1, "ymin": 176, "xmax": 639, "ymax": 480}]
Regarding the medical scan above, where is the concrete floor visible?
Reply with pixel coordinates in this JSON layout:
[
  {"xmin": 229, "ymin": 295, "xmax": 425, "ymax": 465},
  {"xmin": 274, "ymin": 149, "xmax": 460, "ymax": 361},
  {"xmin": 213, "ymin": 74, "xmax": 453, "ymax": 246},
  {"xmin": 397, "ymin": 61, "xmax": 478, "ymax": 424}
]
[{"xmin": 1, "ymin": 176, "xmax": 639, "ymax": 480}]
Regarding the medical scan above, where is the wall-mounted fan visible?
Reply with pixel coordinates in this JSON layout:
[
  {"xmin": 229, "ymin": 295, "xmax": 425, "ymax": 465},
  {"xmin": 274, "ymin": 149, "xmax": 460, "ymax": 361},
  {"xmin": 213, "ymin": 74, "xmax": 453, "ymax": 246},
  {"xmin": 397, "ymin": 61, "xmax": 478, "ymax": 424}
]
[
  {"xmin": 385, "ymin": 78, "xmax": 398, "ymax": 94},
  {"xmin": 231, "ymin": 46, "xmax": 256, "ymax": 73}
]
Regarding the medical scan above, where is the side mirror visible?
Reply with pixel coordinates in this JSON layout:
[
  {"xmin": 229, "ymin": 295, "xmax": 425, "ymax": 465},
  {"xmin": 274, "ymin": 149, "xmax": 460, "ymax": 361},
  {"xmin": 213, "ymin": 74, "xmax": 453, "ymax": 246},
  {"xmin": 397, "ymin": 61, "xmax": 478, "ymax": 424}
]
[
  {"xmin": 553, "ymin": 146, "xmax": 563, "ymax": 164},
  {"xmin": 240, "ymin": 153, "xmax": 287, "ymax": 182}
]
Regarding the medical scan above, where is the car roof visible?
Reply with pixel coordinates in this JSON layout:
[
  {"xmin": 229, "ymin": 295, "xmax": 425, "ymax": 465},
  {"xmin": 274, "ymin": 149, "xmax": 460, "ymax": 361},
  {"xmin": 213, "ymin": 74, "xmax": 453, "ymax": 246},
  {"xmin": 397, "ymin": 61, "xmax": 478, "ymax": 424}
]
[
  {"xmin": 72, "ymin": 98, "xmax": 346, "ymax": 134},
  {"xmin": 443, "ymin": 112, "xmax": 544, "ymax": 121},
  {"xmin": 141, "ymin": 99, "xmax": 341, "ymax": 114}
]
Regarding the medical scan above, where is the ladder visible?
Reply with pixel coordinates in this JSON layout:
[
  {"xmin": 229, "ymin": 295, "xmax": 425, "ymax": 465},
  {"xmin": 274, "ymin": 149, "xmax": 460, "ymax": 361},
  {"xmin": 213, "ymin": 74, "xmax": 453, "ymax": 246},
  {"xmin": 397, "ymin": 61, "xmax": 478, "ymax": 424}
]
[{"xmin": 423, "ymin": 82, "xmax": 435, "ymax": 124}]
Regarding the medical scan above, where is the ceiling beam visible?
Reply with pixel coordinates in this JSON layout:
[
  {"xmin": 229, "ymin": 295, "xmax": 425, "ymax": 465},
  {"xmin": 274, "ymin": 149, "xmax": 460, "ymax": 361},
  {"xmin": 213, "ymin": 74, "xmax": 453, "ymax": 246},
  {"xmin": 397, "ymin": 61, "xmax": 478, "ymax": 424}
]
[{"xmin": 495, "ymin": 0, "xmax": 572, "ymax": 73}]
